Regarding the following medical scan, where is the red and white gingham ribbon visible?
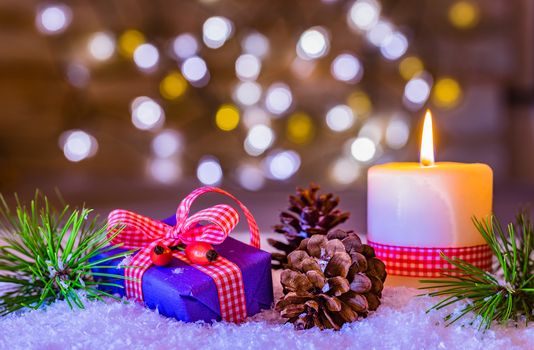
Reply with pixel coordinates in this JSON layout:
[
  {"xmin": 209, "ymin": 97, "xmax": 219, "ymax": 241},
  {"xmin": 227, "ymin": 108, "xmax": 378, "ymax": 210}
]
[
  {"xmin": 367, "ymin": 240, "xmax": 493, "ymax": 278},
  {"xmin": 107, "ymin": 186, "xmax": 260, "ymax": 323}
]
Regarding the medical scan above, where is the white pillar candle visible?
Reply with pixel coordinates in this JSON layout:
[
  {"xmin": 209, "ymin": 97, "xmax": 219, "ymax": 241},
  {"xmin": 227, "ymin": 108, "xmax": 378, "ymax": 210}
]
[{"xmin": 366, "ymin": 110, "xmax": 493, "ymax": 284}]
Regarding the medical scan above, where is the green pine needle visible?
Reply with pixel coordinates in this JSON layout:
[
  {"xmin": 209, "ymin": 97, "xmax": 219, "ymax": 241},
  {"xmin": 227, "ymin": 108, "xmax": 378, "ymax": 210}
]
[
  {"xmin": 420, "ymin": 211, "xmax": 534, "ymax": 330},
  {"xmin": 0, "ymin": 192, "xmax": 135, "ymax": 315}
]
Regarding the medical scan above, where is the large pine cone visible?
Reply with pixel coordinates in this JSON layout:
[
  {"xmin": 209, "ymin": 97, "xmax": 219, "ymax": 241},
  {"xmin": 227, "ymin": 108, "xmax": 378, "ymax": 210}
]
[
  {"xmin": 268, "ymin": 184, "xmax": 350, "ymax": 269},
  {"xmin": 276, "ymin": 229, "xmax": 387, "ymax": 330}
]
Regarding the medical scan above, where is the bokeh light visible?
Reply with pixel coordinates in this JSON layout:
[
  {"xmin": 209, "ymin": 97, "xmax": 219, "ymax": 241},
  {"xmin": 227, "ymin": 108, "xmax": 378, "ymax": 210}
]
[
  {"xmin": 448, "ymin": 1, "xmax": 480, "ymax": 29},
  {"xmin": 59, "ymin": 130, "xmax": 98, "ymax": 162},
  {"xmin": 380, "ymin": 32, "xmax": 408, "ymax": 60},
  {"xmin": 350, "ymin": 137, "xmax": 376, "ymax": 162},
  {"xmin": 241, "ymin": 32, "xmax": 270, "ymax": 59},
  {"xmin": 148, "ymin": 158, "xmax": 181, "ymax": 184},
  {"xmin": 244, "ymin": 124, "xmax": 275, "ymax": 156},
  {"xmin": 233, "ymin": 81, "xmax": 262, "ymax": 106},
  {"xmin": 235, "ymin": 54, "xmax": 262, "ymax": 81},
  {"xmin": 243, "ymin": 107, "xmax": 271, "ymax": 129},
  {"xmin": 131, "ymin": 96, "xmax": 165, "ymax": 130},
  {"xmin": 358, "ymin": 118, "xmax": 383, "ymax": 143},
  {"xmin": 348, "ymin": 0, "xmax": 381, "ymax": 31},
  {"xmin": 347, "ymin": 90, "xmax": 372, "ymax": 116},
  {"xmin": 160, "ymin": 71, "xmax": 187, "ymax": 100},
  {"xmin": 385, "ymin": 116, "xmax": 410, "ymax": 149},
  {"xmin": 173, "ymin": 33, "xmax": 199, "ymax": 60},
  {"xmin": 36, "ymin": 4, "xmax": 72, "ymax": 35},
  {"xmin": 181, "ymin": 56, "xmax": 209, "ymax": 86},
  {"xmin": 133, "ymin": 43, "xmax": 159, "ymax": 70},
  {"xmin": 296, "ymin": 27, "xmax": 330, "ymax": 60},
  {"xmin": 264, "ymin": 150, "xmax": 301, "ymax": 180},
  {"xmin": 118, "ymin": 29, "xmax": 145, "ymax": 58},
  {"xmin": 197, "ymin": 157, "xmax": 223, "ymax": 185},
  {"xmin": 331, "ymin": 53, "xmax": 363, "ymax": 83},
  {"xmin": 399, "ymin": 56, "xmax": 424, "ymax": 80},
  {"xmin": 329, "ymin": 157, "xmax": 361, "ymax": 185},
  {"xmin": 287, "ymin": 113, "xmax": 314, "ymax": 144},
  {"xmin": 66, "ymin": 63, "xmax": 90, "ymax": 88},
  {"xmin": 203, "ymin": 16, "xmax": 233, "ymax": 49},
  {"xmin": 432, "ymin": 77, "xmax": 462, "ymax": 109},
  {"xmin": 291, "ymin": 57, "xmax": 316, "ymax": 79},
  {"xmin": 404, "ymin": 76, "xmax": 431, "ymax": 105},
  {"xmin": 326, "ymin": 105, "xmax": 355, "ymax": 132},
  {"xmin": 88, "ymin": 32, "xmax": 115, "ymax": 61},
  {"xmin": 151, "ymin": 129, "xmax": 183, "ymax": 158},
  {"xmin": 237, "ymin": 164, "xmax": 265, "ymax": 191},
  {"xmin": 366, "ymin": 20, "xmax": 393, "ymax": 46},
  {"xmin": 215, "ymin": 104, "xmax": 240, "ymax": 131},
  {"xmin": 265, "ymin": 83, "xmax": 292, "ymax": 115}
]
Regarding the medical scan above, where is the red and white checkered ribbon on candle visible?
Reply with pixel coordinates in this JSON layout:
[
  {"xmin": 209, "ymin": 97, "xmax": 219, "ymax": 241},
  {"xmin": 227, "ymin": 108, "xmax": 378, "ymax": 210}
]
[
  {"xmin": 107, "ymin": 186, "xmax": 260, "ymax": 323},
  {"xmin": 367, "ymin": 240, "xmax": 493, "ymax": 277}
]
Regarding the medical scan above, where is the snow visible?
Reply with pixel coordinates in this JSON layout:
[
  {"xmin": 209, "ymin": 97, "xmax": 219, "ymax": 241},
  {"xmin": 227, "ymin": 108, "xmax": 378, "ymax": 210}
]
[{"xmin": 0, "ymin": 282, "xmax": 532, "ymax": 350}]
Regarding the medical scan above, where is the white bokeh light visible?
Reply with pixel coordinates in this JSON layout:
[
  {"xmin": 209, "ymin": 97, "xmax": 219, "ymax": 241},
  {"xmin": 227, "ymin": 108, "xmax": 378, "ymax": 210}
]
[
  {"xmin": 203, "ymin": 16, "xmax": 233, "ymax": 49},
  {"xmin": 148, "ymin": 158, "xmax": 181, "ymax": 184},
  {"xmin": 237, "ymin": 164, "xmax": 265, "ymax": 191},
  {"xmin": 133, "ymin": 43, "xmax": 159, "ymax": 70},
  {"xmin": 181, "ymin": 56, "xmax": 209, "ymax": 86},
  {"xmin": 386, "ymin": 117, "xmax": 410, "ymax": 149},
  {"xmin": 233, "ymin": 81, "xmax": 262, "ymax": 106},
  {"xmin": 331, "ymin": 53, "xmax": 363, "ymax": 83},
  {"xmin": 66, "ymin": 63, "xmax": 90, "ymax": 88},
  {"xmin": 151, "ymin": 130, "xmax": 182, "ymax": 158},
  {"xmin": 131, "ymin": 96, "xmax": 165, "ymax": 130},
  {"xmin": 243, "ymin": 107, "xmax": 271, "ymax": 129},
  {"xmin": 235, "ymin": 54, "xmax": 262, "ymax": 81},
  {"xmin": 404, "ymin": 77, "xmax": 431, "ymax": 105},
  {"xmin": 380, "ymin": 32, "xmax": 408, "ymax": 60},
  {"xmin": 173, "ymin": 33, "xmax": 199, "ymax": 59},
  {"xmin": 241, "ymin": 32, "xmax": 270, "ymax": 59},
  {"xmin": 326, "ymin": 105, "xmax": 355, "ymax": 132},
  {"xmin": 350, "ymin": 137, "xmax": 376, "ymax": 162},
  {"xmin": 265, "ymin": 83, "xmax": 292, "ymax": 115},
  {"xmin": 330, "ymin": 157, "xmax": 361, "ymax": 185},
  {"xmin": 59, "ymin": 130, "xmax": 98, "ymax": 162},
  {"xmin": 244, "ymin": 124, "xmax": 275, "ymax": 156},
  {"xmin": 197, "ymin": 157, "xmax": 223, "ymax": 185},
  {"xmin": 348, "ymin": 0, "xmax": 380, "ymax": 31},
  {"xmin": 88, "ymin": 32, "xmax": 115, "ymax": 61},
  {"xmin": 264, "ymin": 150, "xmax": 301, "ymax": 180},
  {"xmin": 296, "ymin": 27, "xmax": 330, "ymax": 60},
  {"xmin": 366, "ymin": 20, "xmax": 393, "ymax": 46},
  {"xmin": 358, "ymin": 119, "xmax": 383, "ymax": 143},
  {"xmin": 36, "ymin": 4, "xmax": 72, "ymax": 35}
]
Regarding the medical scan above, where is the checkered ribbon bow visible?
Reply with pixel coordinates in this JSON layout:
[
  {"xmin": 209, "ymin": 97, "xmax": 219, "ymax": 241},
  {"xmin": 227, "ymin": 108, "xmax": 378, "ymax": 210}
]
[{"xmin": 107, "ymin": 186, "xmax": 260, "ymax": 323}]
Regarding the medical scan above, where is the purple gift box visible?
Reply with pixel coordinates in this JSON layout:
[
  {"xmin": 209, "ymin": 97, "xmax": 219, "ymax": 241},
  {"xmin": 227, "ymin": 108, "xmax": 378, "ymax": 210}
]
[{"xmin": 91, "ymin": 215, "xmax": 273, "ymax": 323}]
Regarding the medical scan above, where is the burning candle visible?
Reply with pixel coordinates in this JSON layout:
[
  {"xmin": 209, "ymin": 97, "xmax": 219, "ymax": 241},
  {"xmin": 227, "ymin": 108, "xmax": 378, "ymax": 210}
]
[{"xmin": 367, "ymin": 110, "xmax": 493, "ymax": 286}]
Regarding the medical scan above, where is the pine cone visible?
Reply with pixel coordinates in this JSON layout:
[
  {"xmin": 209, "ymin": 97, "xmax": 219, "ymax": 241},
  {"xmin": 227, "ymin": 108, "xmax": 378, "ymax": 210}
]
[
  {"xmin": 269, "ymin": 184, "xmax": 350, "ymax": 269},
  {"xmin": 275, "ymin": 230, "xmax": 387, "ymax": 330}
]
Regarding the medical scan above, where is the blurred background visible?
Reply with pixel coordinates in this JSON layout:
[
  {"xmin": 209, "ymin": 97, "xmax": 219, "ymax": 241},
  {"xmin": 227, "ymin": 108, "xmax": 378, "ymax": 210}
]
[{"xmin": 1, "ymin": 0, "xmax": 534, "ymax": 233}]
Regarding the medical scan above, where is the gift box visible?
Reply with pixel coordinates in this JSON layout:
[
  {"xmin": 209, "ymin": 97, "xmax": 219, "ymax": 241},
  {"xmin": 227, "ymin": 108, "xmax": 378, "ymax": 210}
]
[{"xmin": 90, "ymin": 187, "xmax": 274, "ymax": 323}]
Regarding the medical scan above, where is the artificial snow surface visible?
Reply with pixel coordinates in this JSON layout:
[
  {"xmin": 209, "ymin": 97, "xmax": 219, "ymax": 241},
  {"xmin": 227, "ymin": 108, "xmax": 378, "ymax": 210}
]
[{"xmin": 0, "ymin": 285, "xmax": 532, "ymax": 350}]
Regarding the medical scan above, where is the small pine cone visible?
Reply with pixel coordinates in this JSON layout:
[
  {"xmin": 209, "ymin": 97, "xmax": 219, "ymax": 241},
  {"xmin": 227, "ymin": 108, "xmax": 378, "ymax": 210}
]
[
  {"xmin": 269, "ymin": 184, "xmax": 350, "ymax": 269},
  {"xmin": 276, "ymin": 230, "xmax": 387, "ymax": 330}
]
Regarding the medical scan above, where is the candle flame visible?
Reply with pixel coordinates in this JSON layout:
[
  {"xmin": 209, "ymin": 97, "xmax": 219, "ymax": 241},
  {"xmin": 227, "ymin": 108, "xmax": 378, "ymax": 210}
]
[{"xmin": 420, "ymin": 110, "xmax": 435, "ymax": 166}]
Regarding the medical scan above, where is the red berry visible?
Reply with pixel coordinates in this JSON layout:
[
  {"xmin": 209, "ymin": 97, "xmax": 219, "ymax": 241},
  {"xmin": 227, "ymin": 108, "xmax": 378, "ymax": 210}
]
[
  {"xmin": 185, "ymin": 242, "xmax": 219, "ymax": 266},
  {"xmin": 150, "ymin": 245, "xmax": 173, "ymax": 266}
]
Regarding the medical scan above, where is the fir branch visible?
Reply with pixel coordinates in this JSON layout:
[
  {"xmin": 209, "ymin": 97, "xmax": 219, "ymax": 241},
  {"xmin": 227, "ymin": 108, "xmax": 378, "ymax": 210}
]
[
  {"xmin": 420, "ymin": 211, "xmax": 534, "ymax": 330},
  {"xmin": 0, "ymin": 192, "xmax": 135, "ymax": 315}
]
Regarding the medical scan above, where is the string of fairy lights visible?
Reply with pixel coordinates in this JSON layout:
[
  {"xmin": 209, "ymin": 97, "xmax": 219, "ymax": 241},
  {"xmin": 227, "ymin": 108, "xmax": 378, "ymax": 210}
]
[{"xmin": 36, "ymin": 0, "xmax": 479, "ymax": 190}]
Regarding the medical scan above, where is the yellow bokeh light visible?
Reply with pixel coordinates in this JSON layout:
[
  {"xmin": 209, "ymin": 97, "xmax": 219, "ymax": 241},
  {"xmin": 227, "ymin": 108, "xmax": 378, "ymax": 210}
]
[
  {"xmin": 347, "ymin": 91, "xmax": 372, "ymax": 117},
  {"xmin": 118, "ymin": 29, "xmax": 145, "ymax": 58},
  {"xmin": 215, "ymin": 104, "xmax": 240, "ymax": 131},
  {"xmin": 448, "ymin": 1, "xmax": 479, "ymax": 29},
  {"xmin": 432, "ymin": 77, "xmax": 462, "ymax": 109},
  {"xmin": 160, "ymin": 71, "xmax": 187, "ymax": 100},
  {"xmin": 287, "ymin": 112, "xmax": 314, "ymax": 144},
  {"xmin": 399, "ymin": 56, "xmax": 424, "ymax": 81}
]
